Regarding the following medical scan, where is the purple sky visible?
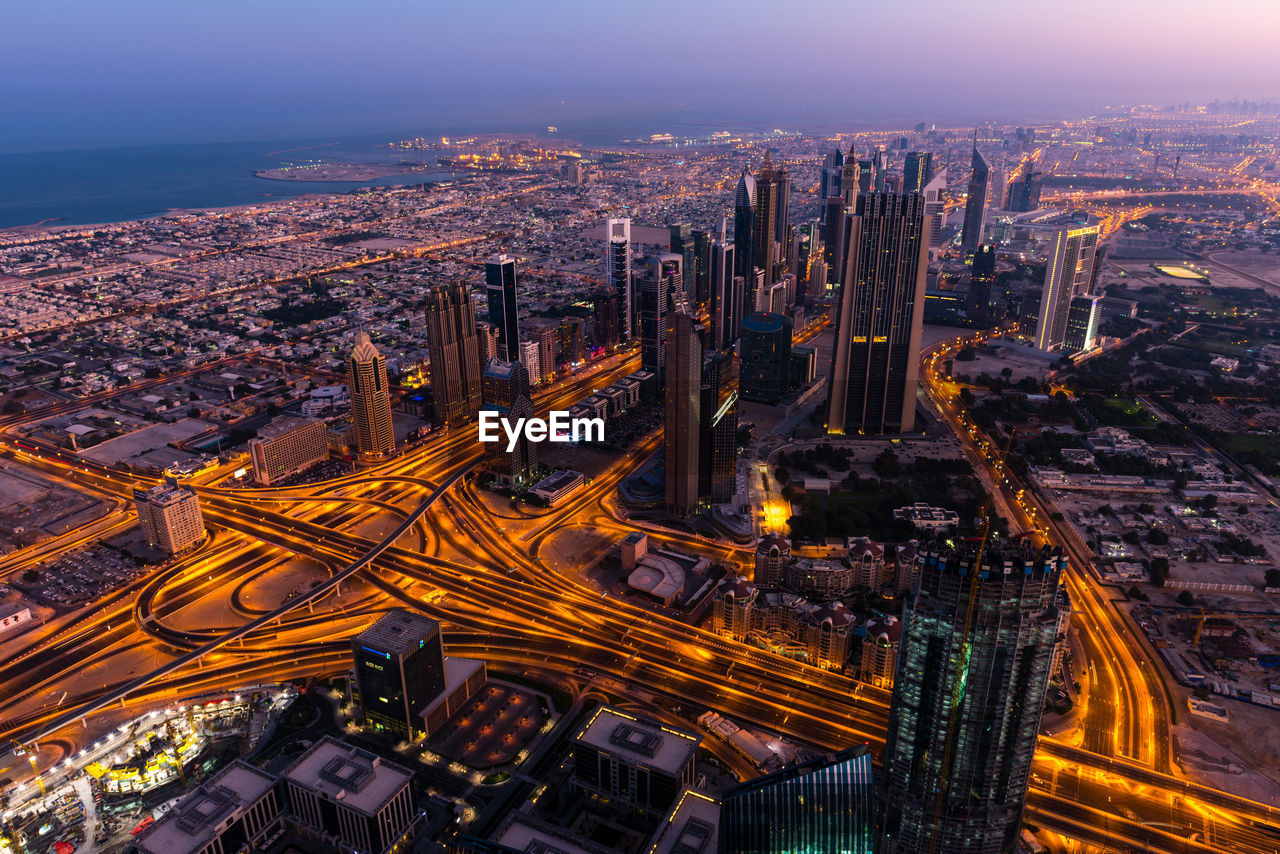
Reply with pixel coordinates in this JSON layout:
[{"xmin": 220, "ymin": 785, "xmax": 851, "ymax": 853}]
[{"xmin": 3, "ymin": 0, "xmax": 1278, "ymax": 152}]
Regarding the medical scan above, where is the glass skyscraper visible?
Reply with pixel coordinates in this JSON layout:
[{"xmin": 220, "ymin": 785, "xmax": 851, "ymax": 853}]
[
  {"xmin": 879, "ymin": 541, "xmax": 1066, "ymax": 854},
  {"xmin": 718, "ymin": 746, "xmax": 875, "ymax": 854},
  {"xmin": 739, "ymin": 312, "xmax": 793, "ymax": 405},
  {"xmin": 484, "ymin": 253, "xmax": 520, "ymax": 363}
]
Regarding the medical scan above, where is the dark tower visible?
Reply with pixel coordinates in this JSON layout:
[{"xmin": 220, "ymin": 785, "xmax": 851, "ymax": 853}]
[{"xmin": 484, "ymin": 253, "xmax": 520, "ymax": 363}]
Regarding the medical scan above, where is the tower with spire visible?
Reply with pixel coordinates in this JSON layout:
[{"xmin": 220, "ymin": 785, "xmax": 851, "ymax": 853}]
[{"xmin": 348, "ymin": 330, "xmax": 395, "ymax": 458}]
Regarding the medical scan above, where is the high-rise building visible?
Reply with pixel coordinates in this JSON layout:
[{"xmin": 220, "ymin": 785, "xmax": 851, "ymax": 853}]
[
  {"xmin": 1008, "ymin": 169, "xmax": 1044, "ymax": 212},
  {"xmin": 591, "ymin": 287, "xmax": 620, "ymax": 350},
  {"xmin": 1033, "ymin": 224, "xmax": 1100, "ymax": 351},
  {"xmin": 753, "ymin": 153, "xmax": 780, "ymax": 281},
  {"xmin": 961, "ymin": 141, "xmax": 991, "ymax": 252},
  {"xmin": 669, "ymin": 223, "xmax": 696, "ymax": 302},
  {"xmin": 841, "ymin": 142, "xmax": 859, "ymax": 207},
  {"xmin": 967, "ymin": 243, "xmax": 998, "ymax": 320},
  {"xmin": 699, "ymin": 354, "xmax": 738, "ymax": 505},
  {"xmin": 718, "ymin": 746, "xmax": 876, "ymax": 854},
  {"xmin": 1064, "ymin": 294, "xmax": 1101, "ymax": 353},
  {"xmin": 664, "ymin": 296, "xmax": 701, "ymax": 516},
  {"xmin": 709, "ymin": 226, "xmax": 740, "ymax": 350},
  {"xmin": 739, "ymin": 312, "xmax": 793, "ymax": 405},
  {"xmin": 879, "ymin": 541, "xmax": 1066, "ymax": 854},
  {"xmin": 692, "ymin": 227, "xmax": 713, "ymax": 307},
  {"xmin": 823, "ymin": 197, "xmax": 849, "ymax": 288},
  {"xmin": 134, "ymin": 480, "xmax": 205, "ymax": 555},
  {"xmin": 518, "ymin": 339, "xmax": 541, "ymax": 387},
  {"xmin": 425, "ymin": 282, "xmax": 484, "ymax": 426},
  {"xmin": 606, "ymin": 218, "xmax": 633, "ymax": 340},
  {"xmin": 826, "ymin": 193, "xmax": 929, "ymax": 436},
  {"xmin": 481, "ymin": 359, "xmax": 537, "ymax": 486},
  {"xmin": 484, "ymin": 253, "xmax": 520, "ymax": 363},
  {"xmin": 859, "ymin": 615, "xmax": 900, "ymax": 689},
  {"xmin": 922, "ymin": 170, "xmax": 948, "ymax": 248},
  {"xmin": 351, "ymin": 609, "xmax": 446, "ymax": 739},
  {"xmin": 903, "ymin": 151, "xmax": 935, "ymax": 194},
  {"xmin": 348, "ymin": 331, "xmax": 395, "ymax": 457},
  {"xmin": 639, "ymin": 254, "xmax": 682, "ymax": 381},
  {"xmin": 733, "ymin": 170, "xmax": 757, "ymax": 281},
  {"xmin": 819, "ymin": 147, "xmax": 845, "ymax": 221},
  {"xmin": 773, "ymin": 162, "xmax": 791, "ymax": 272},
  {"xmin": 248, "ymin": 415, "xmax": 329, "ymax": 485}
]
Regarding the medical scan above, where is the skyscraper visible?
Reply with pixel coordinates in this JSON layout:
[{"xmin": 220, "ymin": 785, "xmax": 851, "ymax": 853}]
[
  {"xmin": 669, "ymin": 223, "xmax": 696, "ymax": 301},
  {"xmin": 823, "ymin": 196, "xmax": 848, "ymax": 288},
  {"xmin": 710, "ymin": 225, "xmax": 740, "ymax": 350},
  {"xmin": 878, "ymin": 540, "xmax": 1066, "ymax": 854},
  {"xmin": 1007, "ymin": 169, "xmax": 1043, "ymax": 212},
  {"xmin": 733, "ymin": 170, "xmax": 756, "ymax": 282},
  {"xmin": 606, "ymin": 218, "xmax": 633, "ymax": 340},
  {"xmin": 967, "ymin": 243, "xmax": 998, "ymax": 320},
  {"xmin": 719, "ymin": 746, "xmax": 876, "ymax": 854},
  {"xmin": 753, "ymin": 153, "xmax": 780, "ymax": 281},
  {"xmin": 481, "ymin": 358, "xmax": 537, "ymax": 486},
  {"xmin": 664, "ymin": 295, "xmax": 701, "ymax": 516},
  {"xmin": 425, "ymin": 282, "xmax": 483, "ymax": 426},
  {"xmin": 1033, "ymin": 224, "xmax": 1100, "ymax": 351},
  {"xmin": 639, "ymin": 254, "xmax": 682, "ymax": 381},
  {"xmin": 691, "ymin": 227, "xmax": 713, "ymax": 307},
  {"xmin": 922, "ymin": 170, "xmax": 948, "ymax": 248},
  {"xmin": 591, "ymin": 286, "xmax": 620, "ymax": 349},
  {"xmin": 1064, "ymin": 294, "xmax": 1101, "ymax": 353},
  {"xmin": 840, "ymin": 142, "xmax": 859, "ymax": 207},
  {"xmin": 819, "ymin": 146, "xmax": 845, "ymax": 221},
  {"xmin": 484, "ymin": 253, "xmax": 520, "ymax": 363},
  {"xmin": 348, "ymin": 330, "xmax": 395, "ymax": 457},
  {"xmin": 961, "ymin": 141, "xmax": 991, "ymax": 252},
  {"xmin": 903, "ymin": 151, "xmax": 934, "ymax": 194},
  {"xmin": 699, "ymin": 353, "xmax": 738, "ymax": 505},
  {"xmin": 826, "ymin": 193, "xmax": 929, "ymax": 436},
  {"xmin": 739, "ymin": 312, "xmax": 793, "ymax": 405},
  {"xmin": 773, "ymin": 161, "xmax": 791, "ymax": 272},
  {"xmin": 352, "ymin": 609, "xmax": 446, "ymax": 740}
]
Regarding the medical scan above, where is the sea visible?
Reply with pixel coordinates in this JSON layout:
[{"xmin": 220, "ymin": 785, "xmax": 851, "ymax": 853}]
[
  {"xmin": 0, "ymin": 137, "xmax": 458, "ymax": 230},
  {"xmin": 0, "ymin": 119, "xmax": 773, "ymax": 230}
]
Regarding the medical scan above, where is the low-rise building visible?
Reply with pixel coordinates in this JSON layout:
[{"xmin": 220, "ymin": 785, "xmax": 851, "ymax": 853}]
[
  {"xmin": 134, "ymin": 479, "xmax": 205, "ymax": 556},
  {"xmin": 135, "ymin": 760, "xmax": 284, "ymax": 854},
  {"xmin": 571, "ymin": 706, "xmax": 701, "ymax": 819},
  {"xmin": 248, "ymin": 415, "xmax": 328, "ymax": 485},
  {"xmin": 892, "ymin": 503, "xmax": 959, "ymax": 531}
]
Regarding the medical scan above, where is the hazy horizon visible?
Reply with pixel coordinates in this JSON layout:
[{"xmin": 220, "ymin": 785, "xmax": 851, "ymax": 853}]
[{"xmin": 4, "ymin": 0, "xmax": 1279, "ymax": 154}]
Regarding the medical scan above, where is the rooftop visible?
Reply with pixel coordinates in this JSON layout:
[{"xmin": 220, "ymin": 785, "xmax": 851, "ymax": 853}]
[
  {"xmin": 575, "ymin": 706, "xmax": 700, "ymax": 776},
  {"xmin": 282, "ymin": 736, "xmax": 413, "ymax": 817},
  {"xmin": 355, "ymin": 608, "xmax": 440, "ymax": 657},
  {"xmin": 136, "ymin": 761, "xmax": 277, "ymax": 854}
]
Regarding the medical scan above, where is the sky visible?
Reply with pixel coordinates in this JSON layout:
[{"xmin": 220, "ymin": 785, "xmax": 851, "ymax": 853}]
[{"xmin": 3, "ymin": 0, "xmax": 1279, "ymax": 153}]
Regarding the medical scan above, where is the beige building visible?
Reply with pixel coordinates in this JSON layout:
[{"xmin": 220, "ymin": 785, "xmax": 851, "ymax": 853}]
[
  {"xmin": 249, "ymin": 415, "xmax": 328, "ymax": 485},
  {"xmin": 134, "ymin": 480, "xmax": 205, "ymax": 555},
  {"xmin": 348, "ymin": 332, "xmax": 395, "ymax": 458},
  {"xmin": 860, "ymin": 615, "xmax": 901, "ymax": 689}
]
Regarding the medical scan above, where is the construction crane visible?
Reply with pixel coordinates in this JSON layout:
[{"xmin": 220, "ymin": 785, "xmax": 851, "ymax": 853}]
[{"xmin": 1182, "ymin": 610, "xmax": 1278, "ymax": 646}]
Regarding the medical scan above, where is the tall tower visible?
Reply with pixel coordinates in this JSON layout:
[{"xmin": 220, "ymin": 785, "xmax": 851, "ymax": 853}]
[
  {"xmin": 818, "ymin": 146, "xmax": 845, "ymax": 221},
  {"xmin": 733, "ymin": 169, "xmax": 757, "ymax": 281},
  {"xmin": 903, "ymin": 151, "xmax": 934, "ymax": 194},
  {"xmin": 639, "ymin": 254, "xmax": 682, "ymax": 382},
  {"xmin": 481, "ymin": 358, "xmax": 537, "ymax": 485},
  {"xmin": 424, "ymin": 282, "xmax": 483, "ymax": 426},
  {"xmin": 709, "ymin": 222, "xmax": 740, "ymax": 350},
  {"xmin": 739, "ymin": 312, "xmax": 793, "ymax": 405},
  {"xmin": 664, "ymin": 296, "xmax": 701, "ymax": 516},
  {"xmin": 1033, "ymin": 224, "xmax": 1100, "ymax": 351},
  {"xmin": 484, "ymin": 253, "xmax": 520, "ymax": 363},
  {"xmin": 961, "ymin": 137, "xmax": 990, "ymax": 252},
  {"xmin": 879, "ymin": 541, "xmax": 1066, "ymax": 854},
  {"xmin": 840, "ymin": 141, "xmax": 859, "ymax": 207},
  {"xmin": 773, "ymin": 161, "xmax": 791, "ymax": 272},
  {"xmin": 826, "ymin": 193, "xmax": 929, "ymax": 436},
  {"xmin": 753, "ymin": 152, "xmax": 780, "ymax": 300},
  {"xmin": 967, "ymin": 243, "xmax": 998, "ymax": 320},
  {"xmin": 606, "ymin": 218, "xmax": 633, "ymax": 340},
  {"xmin": 348, "ymin": 330, "xmax": 395, "ymax": 457},
  {"xmin": 922, "ymin": 170, "xmax": 948, "ymax": 248}
]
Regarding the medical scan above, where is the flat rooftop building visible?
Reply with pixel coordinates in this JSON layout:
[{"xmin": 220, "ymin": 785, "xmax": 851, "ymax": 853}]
[
  {"xmin": 136, "ymin": 760, "xmax": 282, "ymax": 854},
  {"xmin": 571, "ymin": 706, "xmax": 700, "ymax": 818}
]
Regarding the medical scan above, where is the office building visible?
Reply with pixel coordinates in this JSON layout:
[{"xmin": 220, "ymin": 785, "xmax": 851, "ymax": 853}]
[
  {"xmin": 922, "ymin": 170, "xmax": 947, "ymax": 248},
  {"xmin": 1065, "ymin": 294, "xmax": 1101, "ymax": 353},
  {"xmin": 647, "ymin": 789, "xmax": 721, "ymax": 854},
  {"xmin": 840, "ymin": 142, "xmax": 859, "ymax": 206},
  {"xmin": 518, "ymin": 339, "xmax": 541, "ymax": 387},
  {"xmin": 669, "ymin": 223, "xmax": 696, "ymax": 301},
  {"xmin": 481, "ymin": 359, "xmax": 537, "ymax": 486},
  {"xmin": 134, "ymin": 480, "xmax": 205, "ymax": 556},
  {"xmin": 283, "ymin": 737, "xmax": 418, "ymax": 854},
  {"xmin": 591, "ymin": 286, "xmax": 621, "ymax": 350},
  {"xmin": 819, "ymin": 146, "xmax": 845, "ymax": 220},
  {"xmin": 823, "ymin": 196, "xmax": 848, "ymax": 288},
  {"xmin": 967, "ymin": 243, "xmax": 998, "ymax": 320},
  {"xmin": 665, "ymin": 296, "xmax": 701, "ymax": 515},
  {"xmin": 902, "ymin": 151, "xmax": 934, "ymax": 194},
  {"xmin": 709, "ymin": 226, "xmax": 740, "ymax": 349},
  {"xmin": 773, "ymin": 161, "xmax": 792, "ymax": 272},
  {"xmin": 961, "ymin": 142, "xmax": 990, "ymax": 251},
  {"xmin": 135, "ymin": 761, "xmax": 283, "ymax": 854},
  {"xmin": 691, "ymin": 227, "xmax": 713, "ymax": 306},
  {"xmin": 878, "ymin": 541, "xmax": 1066, "ymax": 854},
  {"xmin": 1033, "ymin": 224, "xmax": 1100, "ymax": 351},
  {"xmin": 606, "ymin": 218, "xmax": 633, "ymax": 340},
  {"xmin": 733, "ymin": 170, "xmax": 756, "ymax": 281},
  {"xmin": 718, "ymin": 746, "xmax": 875, "ymax": 854},
  {"xmin": 570, "ymin": 706, "xmax": 700, "ymax": 819},
  {"xmin": 739, "ymin": 312, "xmax": 793, "ymax": 405},
  {"xmin": 826, "ymin": 193, "xmax": 929, "ymax": 436},
  {"xmin": 699, "ymin": 354, "xmax": 738, "ymax": 505},
  {"xmin": 484, "ymin": 254, "xmax": 520, "ymax": 363},
  {"xmin": 639, "ymin": 254, "xmax": 682, "ymax": 381},
  {"xmin": 1007, "ymin": 169, "xmax": 1043, "ymax": 212},
  {"xmin": 352, "ymin": 609, "xmax": 446, "ymax": 739},
  {"xmin": 475, "ymin": 321, "xmax": 500, "ymax": 363},
  {"xmin": 348, "ymin": 331, "xmax": 395, "ymax": 458},
  {"xmin": 248, "ymin": 415, "xmax": 328, "ymax": 485},
  {"xmin": 753, "ymin": 153, "xmax": 780, "ymax": 281},
  {"xmin": 426, "ymin": 282, "xmax": 484, "ymax": 425}
]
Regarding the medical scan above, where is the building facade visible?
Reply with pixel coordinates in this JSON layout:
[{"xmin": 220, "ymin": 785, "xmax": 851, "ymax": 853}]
[
  {"xmin": 484, "ymin": 254, "xmax": 521, "ymax": 363},
  {"xmin": 738, "ymin": 313, "xmax": 793, "ymax": 405},
  {"xmin": 134, "ymin": 480, "xmax": 205, "ymax": 555},
  {"xmin": 352, "ymin": 609, "xmax": 446, "ymax": 739},
  {"xmin": 664, "ymin": 297, "xmax": 701, "ymax": 516},
  {"xmin": 348, "ymin": 331, "xmax": 395, "ymax": 458},
  {"xmin": 425, "ymin": 282, "xmax": 484, "ymax": 426},
  {"xmin": 248, "ymin": 415, "xmax": 328, "ymax": 485},
  {"xmin": 1034, "ymin": 224, "xmax": 1100, "ymax": 352}
]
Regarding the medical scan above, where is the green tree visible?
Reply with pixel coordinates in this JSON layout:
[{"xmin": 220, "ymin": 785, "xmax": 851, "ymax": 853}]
[
  {"xmin": 1149, "ymin": 557, "xmax": 1170, "ymax": 587},
  {"xmin": 1176, "ymin": 589, "xmax": 1195, "ymax": 607}
]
